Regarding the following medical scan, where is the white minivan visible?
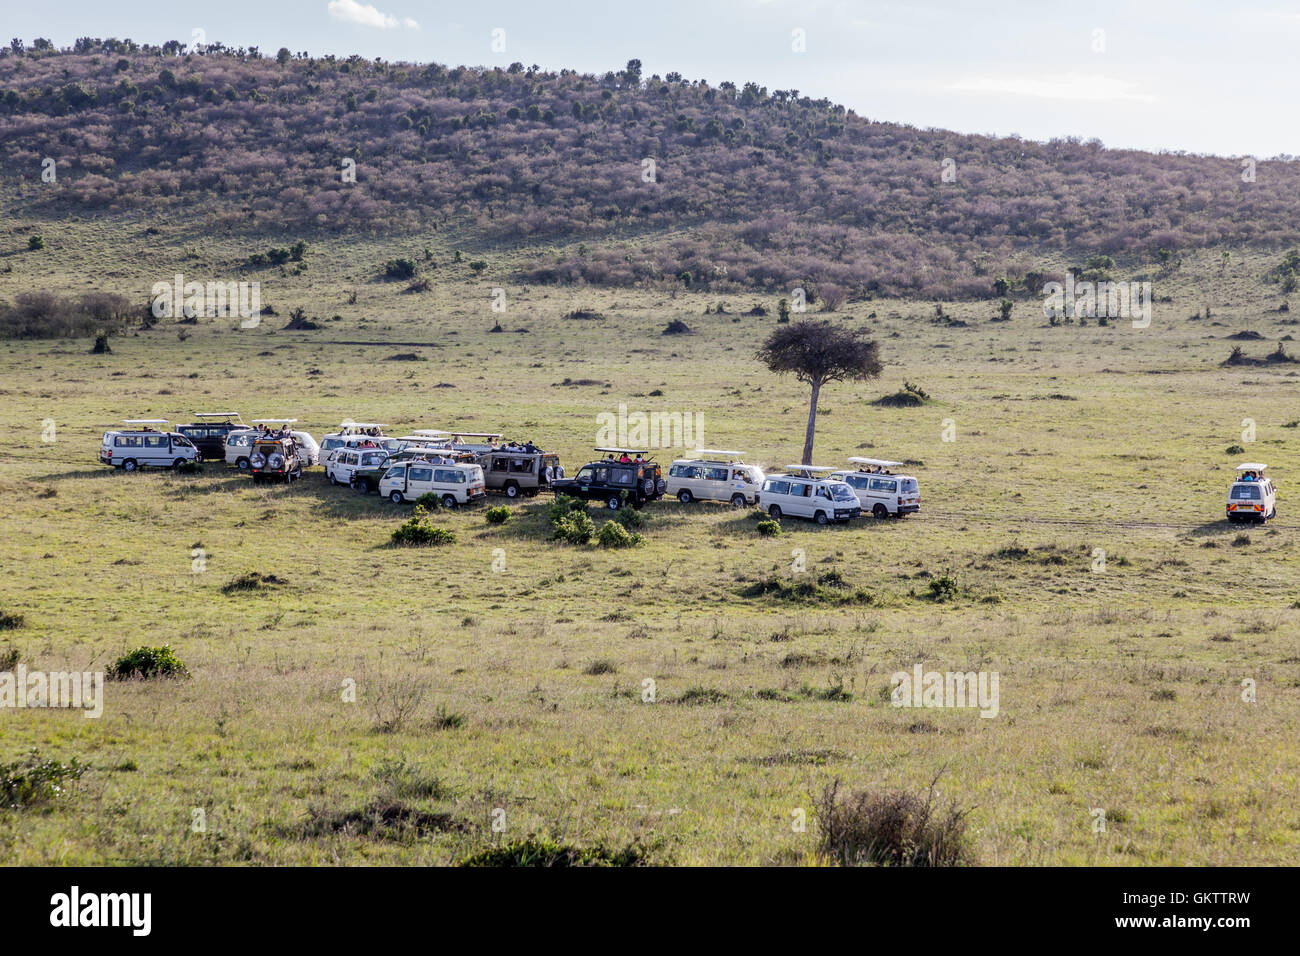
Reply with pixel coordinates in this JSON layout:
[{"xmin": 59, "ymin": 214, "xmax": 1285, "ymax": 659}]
[
  {"xmin": 318, "ymin": 422, "xmax": 401, "ymax": 457},
  {"xmin": 379, "ymin": 460, "xmax": 486, "ymax": 507},
  {"xmin": 666, "ymin": 450, "xmax": 764, "ymax": 507},
  {"xmin": 1227, "ymin": 463, "xmax": 1277, "ymax": 523},
  {"xmin": 758, "ymin": 466, "xmax": 862, "ymax": 524},
  {"xmin": 99, "ymin": 420, "xmax": 199, "ymax": 471},
  {"xmin": 829, "ymin": 458, "xmax": 921, "ymax": 518}
]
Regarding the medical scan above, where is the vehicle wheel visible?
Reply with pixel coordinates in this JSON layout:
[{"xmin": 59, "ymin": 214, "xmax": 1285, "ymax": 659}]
[
  {"xmin": 656, "ymin": 479, "xmax": 667, "ymax": 495},
  {"xmin": 122, "ymin": 459, "xmax": 138, "ymax": 472},
  {"xmin": 731, "ymin": 495, "xmax": 746, "ymax": 508},
  {"xmin": 504, "ymin": 481, "xmax": 520, "ymax": 498},
  {"xmin": 328, "ymin": 473, "xmax": 337, "ymax": 485},
  {"xmin": 768, "ymin": 505, "xmax": 782, "ymax": 520},
  {"xmin": 642, "ymin": 478, "xmax": 655, "ymax": 496},
  {"xmin": 173, "ymin": 459, "xmax": 185, "ymax": 469},
  {"xmin": 677, "ymin": 490, "xmax": 693, "ymax": 504},
  {"xmin": 352, "ymin": 481, "xmax": 367, "ymax": 495},
  {"xmin": 814, "ymin": 510, "xmax": 829, "ymax": 526},
  {"xmin": 872, "ymin": 503, "xmax": 888, "ymax": 519},
  {"xmin": 441, "ymin": 494, "xmax": 457, "ymax": 509},
  {"xmin": 389, "ymin": 491, "xmax": 404, "ymax": 504},
  {"xmin": 607, "ymin": 496, "xmax": 622, "ymax": 510},
  {"xmin": 236, "ymin": 457, "xmax": 250, "ymax": 471}
]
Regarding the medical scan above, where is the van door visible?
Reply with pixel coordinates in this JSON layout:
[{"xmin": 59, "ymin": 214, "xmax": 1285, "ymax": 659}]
[
  {"xmin": 787, "ymin": 481, "xmax": 813, "ymax": 516},
  {"xmin": 407, "ymin": 464, "xmax": 435, "ymax": 497}
]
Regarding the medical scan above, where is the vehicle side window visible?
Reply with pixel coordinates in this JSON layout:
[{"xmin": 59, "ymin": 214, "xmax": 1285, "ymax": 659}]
[
  {"xmin": 510, "ymin": 458, "xmax": 533, "ymax": 473},
  {"xmin": 144, "ymin": 435, "xmax": 166, "ymax": 448},
  {"xmin": 765, "ymin": 479, "xmax": 788, "ymax": 495},
  {"xmin": 492, "ymin": 457, "xmax": 508, "ymax": 472},
  {"xmin": 596, "ymin": 467, "xmax": 610, "ymax": 482},
  {"xmin": 669, "ymin": 464, "xmax": 685, "ymax": 478},
  {"xmin": 577, "ymin": 467, "xmax": 595, "ymax": 481},
  {"xmin": 409, "ymin": 467, "xmax": 433, "ymax": 482},
  {"xmin": 705, "ymin": 467, "xmax": 728, "ymax": 481}
]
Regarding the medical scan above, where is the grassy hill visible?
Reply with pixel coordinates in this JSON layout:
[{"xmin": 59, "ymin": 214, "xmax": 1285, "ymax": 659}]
[{"xmin": 3, "ymin": 39, "xmax": 1300, "ymax": 303}]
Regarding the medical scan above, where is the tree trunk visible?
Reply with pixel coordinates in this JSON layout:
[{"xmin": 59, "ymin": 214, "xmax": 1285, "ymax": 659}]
[{"xmin": 802, "ymin": 379, "xmax": 822, "ymax": 465}]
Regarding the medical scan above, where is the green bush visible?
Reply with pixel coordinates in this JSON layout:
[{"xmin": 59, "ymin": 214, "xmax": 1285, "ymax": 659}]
[
  {"xmin": 458, "ymin": 836, "xmax": 650, "ymax": 867},
  {"xmin": 485, "ymin": 506, "xmax": 511, "ymax": 524},
  {"xmin": 27, "ymin": 235, "xmax": 44, "ymax": 251},
  {"xmin": 546, "ymin": 494, "xmax": 587, "ymax": 524},
  {"xmin": 384, "ymin": 258, "xmax": 418, "ymax": 280},
  {"xmin": 108, "ymin": 644, "xmax": 189, "ymax": 680},
  {"xmin": 756, "ymin": 519, "xmax": 782, "ymax": 537},
  {"xmin": 0, "ymin": 750, "xmax": 86, "ymax": 809},
  {"xmin": 415, "ymin": 492, "xmax": 439, "ymax": 510},
  {"xmin": 554, "ymin": 510, "xmax": 595, "ymax": 545},
  {"xmin": 0, "ymin": 609, "xmax": 24, "ymax": 631},
  {"xmin": 614, "ymin": 507, "xmax": 645, "ymax": 530},
  {"xmin": 926, "ymin": 573, "xmax": 961, "ymax": 602},
  {"xmin": 815, "ymin": 778, "xmax": 972, "ymax": 867},
  {"xmin": 391, "ymin": 505, "xmax": 456, "ymax": 546},
  {"xmin": 1225, "ymin": 444, "xmax": 1245, "ymax": 455},
  {"xmin": 597, "ymin": 519, "xmax": 643, "ymax": 548}
]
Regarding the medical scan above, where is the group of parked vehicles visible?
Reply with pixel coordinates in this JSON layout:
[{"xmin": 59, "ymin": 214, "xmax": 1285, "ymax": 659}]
[{"xmin": 95, "ymin": 414, "xmax": 1280, "ymax": 525}]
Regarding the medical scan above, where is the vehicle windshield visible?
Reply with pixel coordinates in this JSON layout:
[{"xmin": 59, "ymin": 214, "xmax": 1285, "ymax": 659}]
[
  {"xmin": 1231, "ymin": 484, "xmax": 1261, "ymax": 500},
  {"xmin": 382, "ymin": 466, "xmax": 405, "ymax": 479},
  {"xmin": 576, "ymin": 466, "xmax": 595, "ymax": 481},
  {"xmin": 900, "ymin": 478, "xmax": 918, "ymax": 494},
  {"xmin": 829, "ymin": 483, "xmax": 857, "ymax": 501}
]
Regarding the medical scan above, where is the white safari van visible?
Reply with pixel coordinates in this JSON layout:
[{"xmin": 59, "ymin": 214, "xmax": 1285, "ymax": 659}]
[
  {"xmin": 1227, "ymin": 463, "xmax": 1276, "ymax": 523},
  {"xmin": 226, "ymin": 423, "xmax": 319, "ymax": 470},
  {"xmin": 379, "ymin": 460, "xmax": 486, "ymax": 507},
  {"xmin": 829, "ymin": 458, "xmax": 921, "ymax": 518},
  {"xmin": 99, "ymin": 420, "xmax": 199, "ymax": 471},
  {"xmin": 325, "ymin": 447, "xmax": 390, "ymax": 485},
  {"xmin": 758, "ymin": 466, "xmax": 862, "ymax": 524},
  {"xmin": 319, "ymin": 422, "xmax": 401, "ymax": 457},
  {"xmin": 666, "ymin": 450, "xmax": 764, "ymax": 507}
]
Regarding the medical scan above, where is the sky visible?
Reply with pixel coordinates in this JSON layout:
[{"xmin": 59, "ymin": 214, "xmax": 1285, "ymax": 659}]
[{"xmin": 10, "ymin": 0, "xmax": 1300, "ymax": 158}]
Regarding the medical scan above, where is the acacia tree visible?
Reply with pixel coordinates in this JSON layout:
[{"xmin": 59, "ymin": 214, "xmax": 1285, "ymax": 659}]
[{"xmin": 757, "ymin": 321, "xmax": 882, "ymax": 465}]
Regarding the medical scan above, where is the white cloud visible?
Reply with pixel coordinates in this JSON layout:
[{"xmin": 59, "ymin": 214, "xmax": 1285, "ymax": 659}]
[
  {"xmin": 327, "ymin": 0, "xmax": 419, "ymax": 30},
  {"xmin": 949, "ymin": 73, "xmax": 1156, "ymax": 104}
]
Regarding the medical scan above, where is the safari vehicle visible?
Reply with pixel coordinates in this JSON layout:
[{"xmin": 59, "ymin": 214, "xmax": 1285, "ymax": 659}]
[
  {"xmin": 318, "ymin": 422, "xmax": 400, "ymax": 457},
  {"xmin": 324, "ymin": 447, "xmax": 390, "ymax": 486},
  {"xmin": 758, "ymin": 466, "xmax": 861, "ymax": 524},
  {"xmin": 351, "ymin": 444, "xmax": 475, "ymax": 494},
  {"xmin": 479, "ymin": 445, "xmax": 561, "ymax": 498},
  {"xmin": 248, "ymin": 437, "xmax": 304, "ymax": 483},
  {"xmin": 550, "ymin": 448, "xmax": 666, "ymax": 510},
  {"xmin": 378, "ymin": 459, "xmax": 486, "ymax": 507},
  {"xmin": 666, "ymin": 450, "xmax": 763, "ymax": 507},
  {"xmin": 99, "ymin": 420, "xmax": 200, "ymax": 471},
  {"xmin": 177, "ymin": 412, "xmax": 245, "ymax": 462},
  {"xmin": 251, "ymin": 420, "xmax": 319, "ymax": 465},
  {"xmin": 226, "ymin": 423, "xmax": 318, "ymax": 470},
  {"xmin": 408, "ymin": 430, "xmax": 505, "ymax": 454},
  {"xmin": 1227, "ymin": 463, "xmax": 1277, "ymax": 523},
  {"xmin": 829, "ymin": 458, "xmax": 921, "ymax": 518}
]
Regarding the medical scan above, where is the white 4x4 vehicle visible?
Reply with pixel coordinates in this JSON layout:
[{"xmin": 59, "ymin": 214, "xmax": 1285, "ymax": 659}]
[
  {"xmin": 379, "ymin": 460, "xmax": 486, "ymax": 507},
  {"xmin": 758, "ymin": 466, "xmax": 862, "ymax": 524},
  {"xmin": 319, "ymin": 422, "xmax": 400, "ymax": 458},
  {"xmin": 99, "ymin": 420, "xmax": 199, "ymax": 471},
  {"xmin": 325, "ymin": 447, "xmax": 390, "ymax": 485},
  {"xmin": 1227, "ymin": 463, "xmax": 1277, "ymax": 523},
  {"xmin": 829, "ymin": 458, "xmax": 921, "ymax": 518},
  {"xmin": 666, "ymin": 450, "xmax": 764, "ymax": 507}
]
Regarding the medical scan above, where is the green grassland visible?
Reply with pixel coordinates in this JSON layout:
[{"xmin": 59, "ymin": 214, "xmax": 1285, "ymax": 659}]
[{"xmin": 0, "ymin": 222, "xmax": 1297, "ymax": 864}]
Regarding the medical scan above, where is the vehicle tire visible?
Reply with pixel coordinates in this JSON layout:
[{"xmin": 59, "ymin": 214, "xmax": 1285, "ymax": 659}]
[
  {"xmin": 607, "ymin": 496, "xmax": 622, "ymax": 510},
  {"xmin": 768, "ymin": 505, "xmax": 782, "ymax": 520},
  {"xmin": 656, "ymin": 478, "xmax": 667, "ymax": 495},
  {"xmin": 236, "ymin": 457, "xmax": 250, "ymax": 471},
  {"xmin": 731, "ymin": 495, "xmax": 746, "ymax": 509},
  {"xmin": 872, "ymin": 503, "xmax": 888, "ymax": 519},
  {"xmin": 389, "ymin": 491, "xmax": 404, "ymax": 504},
  {"xmin": 122, "ymin": 459, "xmax": 138, "ymax": 473},
  {"xmin": 504, "ymin": 481, "xmax": 520, "ymax": 498},
  {"xmin": 173, "ymin": 459, "xmax": 185, "ymax": 469},
  {"xmin": 643, "ymin": 478, "xmax": 655, "ymax": 496},
  {"xmin": 677, "ymin": 490, "xmax": 693, "ymax": 504},
  {"xmin": 441, "ymin": 494, "xmax": 457, "ymax": 509},
  {"xmin": 328, "ymin": 473, "xmax": 337, "ymax": 485},
  {"xmin": 814, "ymin": 510, "xmax": 829, "ymax": 526},
  {"xmin": 352, "ymin": 480, "xmax": 367, "ymax": 495}
]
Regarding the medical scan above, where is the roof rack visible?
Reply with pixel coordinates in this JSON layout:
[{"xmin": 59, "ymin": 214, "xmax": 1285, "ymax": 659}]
[
  {"xmin": 595, "ymin": 447, "xmax": 651, "ymax": 456},
  {"xmin": 847, "ymin": 457, "xmax": 904, "ymax": 469},
  {"xmin": 410, "ymin": 429, "xmax": 450, "ymax": 437},
  {"xmin": 693, "ymin": 449, "xmax": 747, "ymax": 460},
  {"xmin": 251, "ymin": 418, "xmax": 298, "ymax": 424},
  {"xmin": 339, "ymin": 422, "xmax": 390, "ymax": 431},
  {"xmin": 1235, "ymin": 463, "xmax": 1268, "ymax": 472},
  {"xmin": 194, "ymin": 412, "xmax": 243, "ymax": 420},
  {"xmin": 122, "ymin": 419, "xmax": 169, "ymax": 425},
  {"xmin": 450, "ymin": 432, "xmax": 504, "ymax": 440},
  {"xmin": 783, "ymin": 464, "xmax": 836, "ymax": 472}
]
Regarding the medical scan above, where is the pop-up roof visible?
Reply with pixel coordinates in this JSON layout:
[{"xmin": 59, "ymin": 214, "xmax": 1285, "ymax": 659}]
[
  {"xmin": 122, "ymin": 419, "xmax": 169, "ymax": 425},
  {"xmin": 194, "ymin": 412, "xmax": 243, "ymax": 420},
  {"xmin": 848, "ymin": 457, "xmax": 904, "ymax": 469},
  {"xmin": 693, "ymin": 449, "xmax": 747, "ymax": 461},
  {"xmin": 1235, "ymin": 463, "xmax": 1268, "ymax": 473}
]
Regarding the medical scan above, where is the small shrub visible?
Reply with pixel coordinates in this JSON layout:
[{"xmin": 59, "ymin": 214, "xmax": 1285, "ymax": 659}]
[
  {"xmin": 756, "ymin": 519, "xmax": 782, "ymax": 537},
  {"xmin": 0, "ymin": 645, "xmax": 18, "ymax": 670},
  {"xmin": 1225, "ymin": 444, "xmax": 1245, "ymax": 455},
  {"xmin": 546, "ymin": 494, "xmax": 588, "ymax": 523},
  {"xmin": 614, "ymin": 507, "xmax": 645, "ymax": 530},
  {"xmin": 583, "ymin": 659, "xmax": 617, "ymax": 675},
  {"xmin": 458, "ymin": 837, "xmax": 650, "ymax": 867},
  {"xmin": 0, "ymin": 610, "xmax": 24, "ymax": 631},
  {"xmin": 221, "ymin": 571, "xmax": 286, "ymax": 594},
  {"xmin": 414, "ymin": 492, "xmax": 439, "ymax": 510},
  {"xmin": 108, "ymin": 644, "xmax": 189, "ymax": 680},
  {"xmin": 815, "ymin": 777, "xmax": 972, "ymax": 867},
  {"xmin": 392, "ymin": 506, "xmax": 456, "ymax": 546},
  {"xmin": 384, "ymin": 258, "xmax": 417, "ymax": 280},
  {"xmin": 597, "ymin": 520, "xmax": 642, "ymax": 548},
  {"xmin": 0, "ymin": 750, "xmax": 86, "ymax": 809},
  {"xmin": 485, "ymin": 506, "xmax": 511, "ymax": 524},
  {"xmin": 431, "ymin": 704, "xmax": 465, "ymax": 730},
  {"xmin": 554, "ymin": 511, "xmax": 596, "ymax": 545},
  {"xmin": 926, "ymin": 573, "xmax": 961, "ymax": 602},
  {"xmin": 27, "ymin": 235, "xmax": 45, "ymax": 251}
]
